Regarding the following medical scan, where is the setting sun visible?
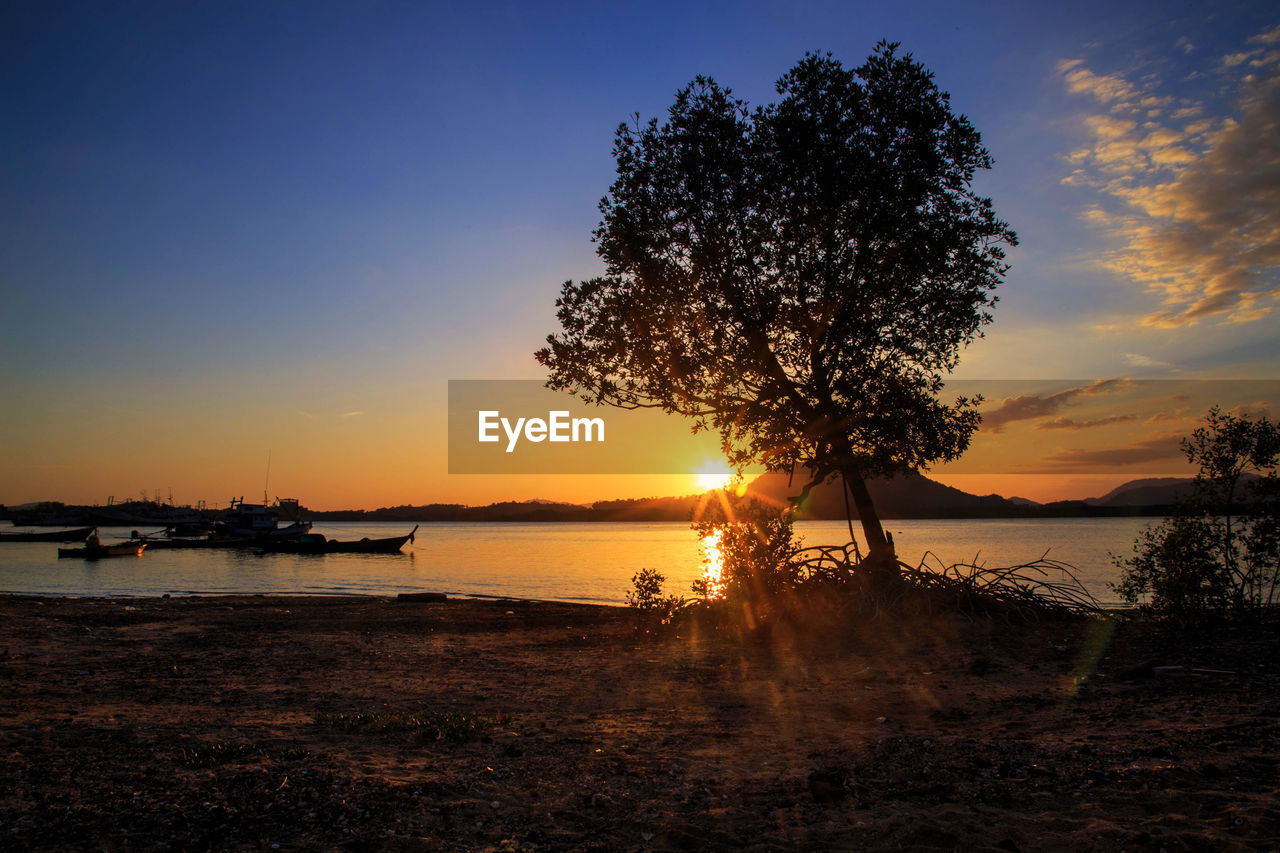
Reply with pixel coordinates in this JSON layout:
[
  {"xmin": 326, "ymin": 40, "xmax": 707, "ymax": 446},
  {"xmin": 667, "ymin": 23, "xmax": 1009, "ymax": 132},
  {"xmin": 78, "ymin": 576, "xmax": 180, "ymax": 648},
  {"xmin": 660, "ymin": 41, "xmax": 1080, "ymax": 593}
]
[{"xmin": 693, "ymin": 461, "xmax": 734, "ymax": 492}]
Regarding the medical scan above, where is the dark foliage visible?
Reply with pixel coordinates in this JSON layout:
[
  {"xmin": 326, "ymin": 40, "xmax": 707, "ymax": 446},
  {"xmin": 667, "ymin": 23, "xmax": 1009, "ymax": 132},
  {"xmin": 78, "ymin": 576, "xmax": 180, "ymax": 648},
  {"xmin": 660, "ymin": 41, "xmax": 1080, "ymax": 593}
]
[
  {"xmin": 1114, "ymin": 407, "xmax": 1280, "ymax": 618},
  {"xmin": 625, "ymin": 567, "xmax": 687, "ymax": 625},
  {"xmin": 681, "ymin": 491, "xmax": 1095, "ymax": 630}
]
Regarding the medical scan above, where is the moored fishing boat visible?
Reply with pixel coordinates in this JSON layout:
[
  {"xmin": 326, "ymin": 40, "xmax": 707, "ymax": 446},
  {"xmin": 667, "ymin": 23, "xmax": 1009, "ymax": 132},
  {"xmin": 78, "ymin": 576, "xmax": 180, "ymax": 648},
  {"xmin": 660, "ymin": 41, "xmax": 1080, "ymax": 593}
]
[
  {"xmin": 328, "ymin": 525, "xmax": 417, "ymax": 553},
  {"xmin": 57, "ymin": 541, "xmax": 146, "ymax": 559},
  {"xmin": 0, "ymin": 526, "xmax": 96, "ymax": 542},
  {"xmin": 7, "ymin": 507, "xmax": 90, "ymax": 527},
  {"xmin": 134, "ymin": 535, "xmax": 255, "ymax": 550},
  {"xmin": 139, "ymin": 496, "xmax": 312, "ymax": 549},
  {"xmin": 87, "ymin": 497, "xmax": 207, "ymax": 527},
  {"xmin": 166, "ymin": 522, "xmax": 213, "ymax": 538},
  {"xmin": 215, "ymin": 497, "xmax": 312, "ymax": 539},
  {"xmin": 262, "ymin": 526, "xmax": 418, "ymax": 555}
]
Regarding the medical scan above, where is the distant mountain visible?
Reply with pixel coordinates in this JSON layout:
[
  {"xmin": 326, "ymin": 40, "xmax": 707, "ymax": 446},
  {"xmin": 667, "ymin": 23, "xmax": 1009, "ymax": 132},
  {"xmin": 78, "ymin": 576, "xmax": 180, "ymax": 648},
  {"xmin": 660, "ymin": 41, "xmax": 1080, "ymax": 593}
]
[
  {"xmin": 1082, "ymin": 474, "xmax": 1263, "ymax": 508},
  {"xmin": 255, "ymin": 473, "xmax": 1197, "ymax": 523},
  {"xmin": 18, "ymin": 472, "xmax": 1247, "ymax": 526},
  {"xmin": 743, "ymin": 471, "xmax": 1027, "ymax": 519},
  {"xmin": 306, "ymin": 475, "xmax": 1024, "ymax": 522},
  {"xmin": 309, "ymin": 495, "xmax": 703, "ymax": 522},
  {"xmin": 1083, "ymin": 477, "xmax": 1195, "ymax": 508},
  {"xmin": 590, "ymin": 495, "xmax": 702, "ymax": 521}
]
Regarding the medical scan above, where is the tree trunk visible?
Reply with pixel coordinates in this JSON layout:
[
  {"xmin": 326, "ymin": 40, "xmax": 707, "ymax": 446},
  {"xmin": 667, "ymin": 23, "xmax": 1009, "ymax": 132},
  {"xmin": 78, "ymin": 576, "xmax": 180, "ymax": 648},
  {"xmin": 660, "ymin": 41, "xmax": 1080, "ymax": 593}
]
[
  {"xmin": 841, "ymin": 468, "xmax": 889, "ymax": 553},
  {"xmin": 842, "ymin": 468, "xmax": 900, "ymax": 588}
]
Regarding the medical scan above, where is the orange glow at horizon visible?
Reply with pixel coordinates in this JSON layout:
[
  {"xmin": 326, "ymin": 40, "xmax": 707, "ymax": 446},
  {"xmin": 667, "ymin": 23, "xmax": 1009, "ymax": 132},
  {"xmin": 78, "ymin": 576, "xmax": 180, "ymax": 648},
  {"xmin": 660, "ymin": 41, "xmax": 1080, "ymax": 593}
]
[{"xmin": 0, "ymin": 379, "xmax": 1189, "ymax": 511}]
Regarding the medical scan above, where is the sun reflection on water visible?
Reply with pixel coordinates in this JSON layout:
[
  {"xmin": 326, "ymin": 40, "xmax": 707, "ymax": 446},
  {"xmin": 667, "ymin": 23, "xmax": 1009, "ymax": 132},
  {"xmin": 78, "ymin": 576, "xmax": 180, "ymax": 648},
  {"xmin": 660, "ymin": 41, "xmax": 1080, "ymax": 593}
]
[{"xmin": 700, "ymin": 528, "xmax": 726, "ymax": 598}]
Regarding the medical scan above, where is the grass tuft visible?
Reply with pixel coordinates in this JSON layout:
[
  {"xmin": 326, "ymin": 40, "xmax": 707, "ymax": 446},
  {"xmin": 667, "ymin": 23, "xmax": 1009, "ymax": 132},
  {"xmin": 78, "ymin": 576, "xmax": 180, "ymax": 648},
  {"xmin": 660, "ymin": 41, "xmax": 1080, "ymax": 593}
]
[
  {"xmin": 313, "ymin": 708, "xmax": 508, "ymax": 743},
  {"xmin": 175, "ymin": 741, "xmax": 311, "ymax": 768}
]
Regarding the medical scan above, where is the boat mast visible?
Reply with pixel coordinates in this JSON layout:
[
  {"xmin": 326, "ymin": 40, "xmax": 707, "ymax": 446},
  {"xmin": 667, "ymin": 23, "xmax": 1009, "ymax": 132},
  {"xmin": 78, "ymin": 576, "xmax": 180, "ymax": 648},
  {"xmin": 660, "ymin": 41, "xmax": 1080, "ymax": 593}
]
[{"xmin": 263, "ymin": 450, "xmax": 272, "ymax": 505}]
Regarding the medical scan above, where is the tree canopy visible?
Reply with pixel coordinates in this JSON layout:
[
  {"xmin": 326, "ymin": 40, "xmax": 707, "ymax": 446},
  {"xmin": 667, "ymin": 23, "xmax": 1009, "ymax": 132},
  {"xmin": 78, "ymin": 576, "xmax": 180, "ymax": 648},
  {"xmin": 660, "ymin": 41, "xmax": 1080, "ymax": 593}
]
[{"xmin": 537, "ymin": 44, "xmax": 1016, "ymax": 561}]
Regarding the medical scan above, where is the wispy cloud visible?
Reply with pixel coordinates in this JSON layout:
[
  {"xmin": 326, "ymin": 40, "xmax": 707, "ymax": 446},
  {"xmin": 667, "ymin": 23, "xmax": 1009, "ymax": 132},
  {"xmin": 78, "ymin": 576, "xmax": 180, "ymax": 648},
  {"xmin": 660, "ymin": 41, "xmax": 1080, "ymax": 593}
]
[
  {"xmin": 1058, "ymin": 60, "xmax": 1141, "ymax": 104},
  {"xmin": 1060, "ymin": 25, "xmax": 1280, "ymax": 327},
  {"xmin": 298, "ymin": 410, "xmax": 364, "ymax": 420},
  {"xmin": 982, "ymin": 379, "xmax": 1127, "ymax": 433},
  {"xmin": 1043, "ymin": 431, "xmax": 1187, "ymax": 469},
  {"xmin": 1036, "ymin": 413, "xmax": 1140, "ymax": 431},
  {"xmin": 1251, "ymin": 25, "xmax": 1280, "ymax": 46},
  {"xmin": 1228, "ymin": 401, "xmax": 1274, "ymax": 420},
  {"xmin": 1123, "ymin": 352, "xmax": 1174, "ymax": 370}
]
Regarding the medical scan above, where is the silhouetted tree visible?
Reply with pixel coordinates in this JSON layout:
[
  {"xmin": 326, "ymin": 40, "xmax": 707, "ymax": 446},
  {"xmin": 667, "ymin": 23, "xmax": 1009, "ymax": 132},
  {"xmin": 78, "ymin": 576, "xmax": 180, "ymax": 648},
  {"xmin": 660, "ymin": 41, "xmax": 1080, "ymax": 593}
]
[
  {"xmin": 538, "ymin": 44, "xmax": 1016, "ymax": 577},
  {"xmin": 1115, "ymin": 407, "xmax": 1280, "ymax": 617}
]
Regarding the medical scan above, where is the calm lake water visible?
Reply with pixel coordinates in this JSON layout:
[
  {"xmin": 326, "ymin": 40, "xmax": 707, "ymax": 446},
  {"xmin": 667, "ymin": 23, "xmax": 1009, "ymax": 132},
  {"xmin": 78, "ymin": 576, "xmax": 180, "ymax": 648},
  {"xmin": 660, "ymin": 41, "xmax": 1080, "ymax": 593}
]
[{"xmin": 0, "ymin": 518, "xmax": 1155, "ymax": 606}]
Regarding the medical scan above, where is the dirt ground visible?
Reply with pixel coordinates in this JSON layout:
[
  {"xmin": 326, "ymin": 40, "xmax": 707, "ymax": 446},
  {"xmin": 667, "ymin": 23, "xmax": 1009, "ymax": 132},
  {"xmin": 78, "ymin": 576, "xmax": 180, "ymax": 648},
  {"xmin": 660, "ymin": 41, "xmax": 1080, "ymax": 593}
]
[{"xmin": 0, "ymin": 594, "xmax": 1277, "ymax": 851}]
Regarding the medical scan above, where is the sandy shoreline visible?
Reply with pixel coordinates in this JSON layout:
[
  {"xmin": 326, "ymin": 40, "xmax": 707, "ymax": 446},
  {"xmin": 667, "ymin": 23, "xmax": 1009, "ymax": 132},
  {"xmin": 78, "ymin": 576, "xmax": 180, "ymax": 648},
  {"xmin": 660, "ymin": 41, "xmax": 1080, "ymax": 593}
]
[{"xmin": 1, "ymin": 594, "xmax": 1277, "ymax": 850}]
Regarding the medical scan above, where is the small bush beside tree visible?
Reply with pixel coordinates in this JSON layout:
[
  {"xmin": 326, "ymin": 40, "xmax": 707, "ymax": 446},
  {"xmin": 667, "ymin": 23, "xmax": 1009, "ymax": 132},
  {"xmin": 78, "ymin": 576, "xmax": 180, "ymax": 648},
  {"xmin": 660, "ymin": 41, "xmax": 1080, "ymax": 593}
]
[{"xmin": 691, "ymin": 494, "xmax": 802, "ymax": 624}]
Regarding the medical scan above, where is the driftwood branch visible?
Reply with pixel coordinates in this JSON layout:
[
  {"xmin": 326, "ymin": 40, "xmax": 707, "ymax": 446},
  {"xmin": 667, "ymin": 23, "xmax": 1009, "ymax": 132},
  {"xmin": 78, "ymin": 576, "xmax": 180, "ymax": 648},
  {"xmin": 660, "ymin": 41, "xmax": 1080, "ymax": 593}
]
[{"xmin": 782, "ymin": 544, "xmax": 1101, "ymax": 621}]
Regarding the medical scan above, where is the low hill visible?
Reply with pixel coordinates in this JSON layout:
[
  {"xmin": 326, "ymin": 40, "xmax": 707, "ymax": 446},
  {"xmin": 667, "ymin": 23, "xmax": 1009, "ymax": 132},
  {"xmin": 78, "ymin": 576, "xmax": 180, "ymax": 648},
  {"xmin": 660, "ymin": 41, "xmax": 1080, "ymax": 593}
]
[
  {"xmin": 11, "ymin": 473, "xmax": 1234, "ymax": 525},
  {"xmin": 309, "ymin": 495, "xmax": 703, "ymax": 522},
  {"xmin": 1084, "ymin": 477, "xmax": 1195, "ymax": 508},
  {"xmin": 743, "ymin": 471, "xmax": 1027, "ymax": 519}
]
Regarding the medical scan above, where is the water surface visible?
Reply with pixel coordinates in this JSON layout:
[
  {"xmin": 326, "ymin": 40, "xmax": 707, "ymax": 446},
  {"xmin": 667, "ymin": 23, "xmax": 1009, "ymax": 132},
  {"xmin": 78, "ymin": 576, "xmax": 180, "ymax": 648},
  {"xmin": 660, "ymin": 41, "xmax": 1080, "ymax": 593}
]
[{"xmin": 0, "ymin": 518, "xmax": 1153, "ymax": 605}]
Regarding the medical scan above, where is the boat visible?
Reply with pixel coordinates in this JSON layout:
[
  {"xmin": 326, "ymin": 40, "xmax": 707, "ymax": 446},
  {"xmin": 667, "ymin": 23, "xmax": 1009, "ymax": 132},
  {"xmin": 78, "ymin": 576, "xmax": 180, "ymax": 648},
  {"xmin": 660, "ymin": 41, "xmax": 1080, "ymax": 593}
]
[
  {"xmin": 0, "ymin": 526, "xmax": 97, "ymax": 542},
  {"xmin": 7, "ymin": 506, "xmax": 90, "ymax": 527},
  {"xmin": 262, "ymin": 526, "xmax": 418, "ymax": 555},
  {"xmin": 136, "ymin": 535, "xmax": 256, "ymax": 550},
  {"xmin": 328, "ymin": 525, "xmax": 417, "ymax": 553},
  {"xmin": 214, "ymin": 497, "xmax": 312, "ymax": 539},
  {"xmin": 87, "ymin": 496, "xmax": 207, "ymax": 527},
  {"xmin": 137, "ymin": 496, "xmax": 313, "ymax": 549},
  {"xmin": 57, "ymin": 541, "xmax": 146, "ymax": 559},
  {"xmin": 165, "ymin": 522, "xmax": 213, "ymax": 538}
]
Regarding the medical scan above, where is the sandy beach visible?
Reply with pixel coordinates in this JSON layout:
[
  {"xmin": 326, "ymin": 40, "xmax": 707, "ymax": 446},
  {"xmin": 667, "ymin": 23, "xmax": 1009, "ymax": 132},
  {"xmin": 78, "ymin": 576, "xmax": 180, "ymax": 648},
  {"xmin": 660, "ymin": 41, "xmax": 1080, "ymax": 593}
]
[{"xmin": 1, "ymin": 594, "xmax": 1277, "ymax": 851}]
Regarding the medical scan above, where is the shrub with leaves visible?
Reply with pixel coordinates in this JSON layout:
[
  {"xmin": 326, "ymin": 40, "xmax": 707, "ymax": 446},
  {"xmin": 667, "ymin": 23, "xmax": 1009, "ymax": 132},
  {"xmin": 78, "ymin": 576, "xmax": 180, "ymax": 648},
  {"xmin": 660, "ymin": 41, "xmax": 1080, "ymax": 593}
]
[
  {"xmin": 692, "ymin": 492, "xmax": 802, "ymax": 615},
  {"xmin": 1113, "ymin": 515, "xmax": 1232, "ymax": 619},
  {"xmin": 1114, "ymin": 407, "xmax": 1280, "ymax": 617},
  {"xmin": 626, "ymin": 568, "xmax": 686, "ymax": 624}
]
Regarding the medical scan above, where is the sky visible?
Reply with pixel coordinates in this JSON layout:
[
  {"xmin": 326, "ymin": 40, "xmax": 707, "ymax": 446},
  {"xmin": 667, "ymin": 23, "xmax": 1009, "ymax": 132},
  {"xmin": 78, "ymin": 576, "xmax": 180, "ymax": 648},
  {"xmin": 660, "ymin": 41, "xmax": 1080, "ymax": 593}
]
[{"xmin": 1, "ymin": 0, "xmax": 1277, "ymax": 510}]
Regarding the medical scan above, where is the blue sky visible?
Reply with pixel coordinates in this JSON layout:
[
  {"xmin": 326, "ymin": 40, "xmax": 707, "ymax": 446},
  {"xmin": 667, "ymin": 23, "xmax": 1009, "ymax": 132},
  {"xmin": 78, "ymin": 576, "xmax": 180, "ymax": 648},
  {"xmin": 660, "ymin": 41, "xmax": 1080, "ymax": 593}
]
[{"xmin": 1, "ymin": 0, "xmax": 1276, "ymax": 507}]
